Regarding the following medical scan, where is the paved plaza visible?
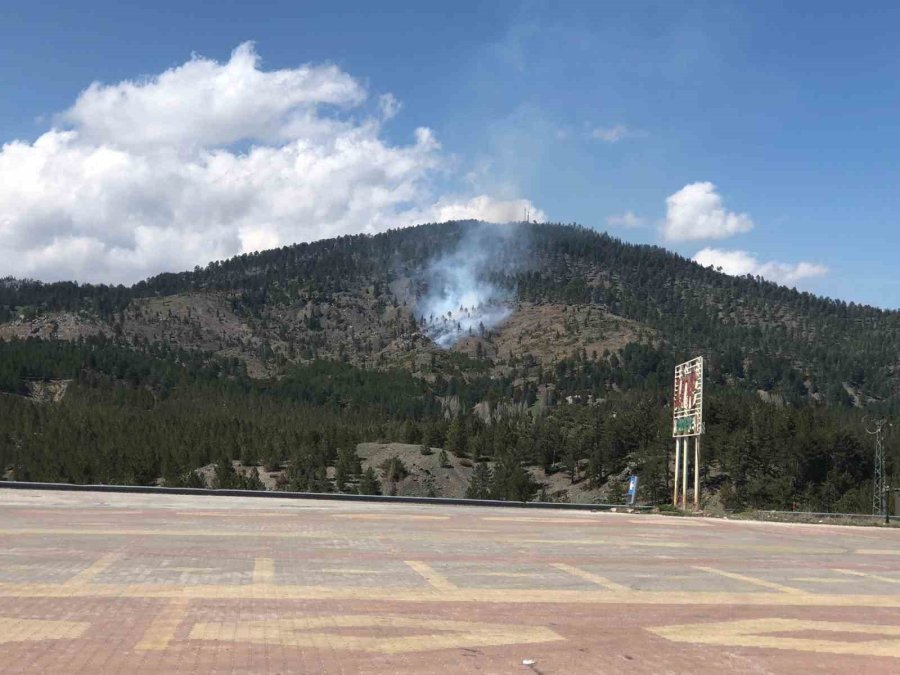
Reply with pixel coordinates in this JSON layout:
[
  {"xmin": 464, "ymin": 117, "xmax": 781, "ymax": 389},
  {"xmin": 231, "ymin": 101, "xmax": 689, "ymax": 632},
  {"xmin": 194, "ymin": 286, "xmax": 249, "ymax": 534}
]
[{"xmin": 1, "ymin": 489, "xmax": 900, "ymax": 673}]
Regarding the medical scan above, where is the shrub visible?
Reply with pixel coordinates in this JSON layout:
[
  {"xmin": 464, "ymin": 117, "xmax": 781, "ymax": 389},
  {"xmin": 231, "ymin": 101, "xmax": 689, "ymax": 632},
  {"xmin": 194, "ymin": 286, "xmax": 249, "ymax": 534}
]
[{"xmin": 380, "ymin": 456, "xmax": 409, "ymax": 482}]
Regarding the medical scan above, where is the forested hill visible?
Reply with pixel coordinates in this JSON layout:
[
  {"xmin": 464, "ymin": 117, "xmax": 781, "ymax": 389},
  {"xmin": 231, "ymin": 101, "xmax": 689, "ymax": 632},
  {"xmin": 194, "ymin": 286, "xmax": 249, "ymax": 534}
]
[
  {"xmin": 0, "ymin": 221, "xmax": 897, "ymax": 511},
  {"xmin": 2, "ymin": 221, "xmax": 898, "ymax": 408}
]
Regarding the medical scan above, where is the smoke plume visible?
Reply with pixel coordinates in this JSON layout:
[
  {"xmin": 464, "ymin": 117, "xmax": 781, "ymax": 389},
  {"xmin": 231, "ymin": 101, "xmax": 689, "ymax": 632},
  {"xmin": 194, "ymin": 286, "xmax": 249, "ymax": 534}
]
[{"xmin": 418, "ymin": 222, "xmax": 525, "ymax": 348}]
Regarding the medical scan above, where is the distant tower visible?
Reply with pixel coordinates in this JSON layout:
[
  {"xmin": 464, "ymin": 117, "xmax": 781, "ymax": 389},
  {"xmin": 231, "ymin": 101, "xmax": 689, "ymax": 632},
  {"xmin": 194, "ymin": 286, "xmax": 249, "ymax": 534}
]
[{"xmin": 866, "ymin": 417, "xmax": 889, "ymax": 516}]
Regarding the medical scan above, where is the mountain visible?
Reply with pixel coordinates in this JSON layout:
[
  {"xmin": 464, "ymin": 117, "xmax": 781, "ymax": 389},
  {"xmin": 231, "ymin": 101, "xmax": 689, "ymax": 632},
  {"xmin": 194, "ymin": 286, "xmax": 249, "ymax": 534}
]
[{"xmin": 1, "ymin": 221, "xmax": 897, "ymax": 511}]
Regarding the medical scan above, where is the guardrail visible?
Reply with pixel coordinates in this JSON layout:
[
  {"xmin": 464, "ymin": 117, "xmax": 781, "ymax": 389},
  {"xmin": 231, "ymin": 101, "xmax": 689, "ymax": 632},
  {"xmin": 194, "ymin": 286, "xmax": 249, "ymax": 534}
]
[
  {"xmin": 0, "ymin": 480, "xmax": 652, "ymax": 513},
  {"xmin": 752, "ymin": 509, "xmax": 895, "ymax": 524}
]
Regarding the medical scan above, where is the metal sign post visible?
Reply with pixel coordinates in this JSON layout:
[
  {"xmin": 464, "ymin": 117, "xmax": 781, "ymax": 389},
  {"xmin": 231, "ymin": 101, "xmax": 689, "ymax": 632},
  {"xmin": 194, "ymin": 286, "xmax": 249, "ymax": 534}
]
[
  {"xmin": 672, "ymin": 357, "xmax": 704, "ymax": 510},
  {"xmin": 673, "ymin": 437, "xmax": 681, "ymax": 506}
]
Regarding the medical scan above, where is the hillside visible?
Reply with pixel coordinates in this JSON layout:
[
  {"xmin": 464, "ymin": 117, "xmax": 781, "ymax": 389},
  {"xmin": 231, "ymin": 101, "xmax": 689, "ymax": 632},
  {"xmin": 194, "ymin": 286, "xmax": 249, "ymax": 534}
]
[{"xmin": 0, "ymin": 221, "xmax": 898, "ymax": 511}]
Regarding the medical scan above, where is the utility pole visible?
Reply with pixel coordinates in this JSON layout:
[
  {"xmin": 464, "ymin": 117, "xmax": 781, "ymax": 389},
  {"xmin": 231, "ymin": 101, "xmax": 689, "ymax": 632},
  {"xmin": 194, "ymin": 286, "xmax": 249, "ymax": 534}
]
[{"xmin": 865, "ymin": 417, "xmax": 890, "ymax": 518}]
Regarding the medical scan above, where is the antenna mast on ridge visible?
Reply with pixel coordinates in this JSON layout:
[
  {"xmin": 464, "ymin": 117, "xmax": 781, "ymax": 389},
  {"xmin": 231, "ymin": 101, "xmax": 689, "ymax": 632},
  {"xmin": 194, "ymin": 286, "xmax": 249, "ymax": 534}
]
[{"xmin": 865, "ymin": 416, "xmax": 890, "ymax": 517}]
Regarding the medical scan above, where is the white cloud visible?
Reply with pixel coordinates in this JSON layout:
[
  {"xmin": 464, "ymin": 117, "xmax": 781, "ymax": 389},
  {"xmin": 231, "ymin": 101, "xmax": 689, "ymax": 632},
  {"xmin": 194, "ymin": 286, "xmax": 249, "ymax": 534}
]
[
  {"xmin": 693, "ymin": 248, "xmax": 828, "ymax": 285},
  {"xmin": 422, "ymin": 195, "xmax": 545, "ymax": 224},
  {"xmin": 61, "ymin": 42, "xmax": 366, "ymax": 150},
  {"xmin": 591, "ymin": 124, "xmax": 644, "ymax": 143},
  {"xmin": 0, "ymin": 43, "xmax": 542, "ymax": 284},
  {"xmin": 662, "ymin": 181, "xmax": 754, "ymax": 241},
  {"xmin": 606, "ymin": 211, "xmax": 645, "ymax": 228}
]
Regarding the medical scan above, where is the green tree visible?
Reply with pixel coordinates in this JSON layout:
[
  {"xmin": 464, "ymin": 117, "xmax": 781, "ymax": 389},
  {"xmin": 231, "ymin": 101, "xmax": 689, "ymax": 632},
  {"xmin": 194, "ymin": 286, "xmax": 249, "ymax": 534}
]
[
  {"xmin": 465, "ymin": 462, "xmax": 493, "ymax": 499},
  {"xmin": 445, "ymin": 416, "xmax": 468, "ymax": 457},
  {"xmin": 490, "ymin": 452, "xmax": 538, "ymax": 502},
  {"xmin": 358, "ymin": 467, "xmax": 381, "ymax": 495},
  {"xmin": 213, "ymin": 457, "xmax": 238, "ymax": 489}
]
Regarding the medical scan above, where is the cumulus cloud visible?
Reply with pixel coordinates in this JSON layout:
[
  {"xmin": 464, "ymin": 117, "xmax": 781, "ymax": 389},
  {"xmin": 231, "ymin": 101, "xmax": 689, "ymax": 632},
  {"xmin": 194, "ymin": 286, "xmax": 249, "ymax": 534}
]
[
  {"xmin": 61, "ymin": 43, "xmax": 367, "ymax": 150},
  {"xmin": 0, "ymin": 43, "xmax": 542, "ymax": 284},
  {"xmin": 423, "ymin": 195, "xmax": 545, "ymax": 224},
  {"xmin": 662, "ymin": 182, "xmax": 754, "ymax": 241},
  {"xmin": 606, "ymin": 211, "xmax": 645, "ymax": 228},
  {"xmin": 693, "ymin": 248, "xmax": 828, "ymax": 285},
  {"xmin": 591, "ymin": 124, "xmax": 644, "ymax": 143}
]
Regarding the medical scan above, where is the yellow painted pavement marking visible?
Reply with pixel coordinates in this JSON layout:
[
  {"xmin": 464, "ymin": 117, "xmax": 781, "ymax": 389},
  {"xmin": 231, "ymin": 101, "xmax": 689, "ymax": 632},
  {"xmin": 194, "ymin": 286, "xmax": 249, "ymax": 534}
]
[
  {"xmin": 648, "ymin": 617, "xmax": 900, "ymax": 658},
  {"xmin": 65, "ymin": 553, "xmax": 118, "ymax": 586},
  {"xmin": 253, "ymin": 558, "xmax": 275, "ymax": 584},
  {"xmin": 551, "ymin": 563, "xmax": 630, "ymax": 592},
  {"xmin": 523, "ymin": 538, "xmax": 689, "ymax": 549},
  {"xmin": 0, "ymin": 527, "xmax": 841, "ymax": 555},
  {"xmin": 4, "ymin": 580, "xmax": 900, "ymax": 607},
  {"xmin": 856, "ymin": 549, "xmax": 900, "ymax": 556},
  {"xmin": 43, "ymin": 510, "xmax": 140, "ymax": 516},
  {"xmin": 404, "ymin": 560, "xmax": 456, "ymax": 590},
  {"xmin": 791, "ymin": 577, "xmax": 854, "ymax": 584},
  {"xmin": 0, "ymin": 528, "xmax": 322, "ymax": 540},
  {"xmin": 135, "ymin": 598, "xmax": 190, "ymax": 651},
  {"xmin": 332, "ymin": 514, "xmax": 449, "ymax": 521},
  {"xmin": 189, "ymin": 615, "xmax": 563, "ymax": 654},
  {"xmin": 478, "ymin": 572, "xmax": 541, "ymax": 578},
  {"xmin": 625, "ymin": 518, "xmax": 711, "ymax": 526},
  {"xmin": 175, "ymin": 511, "xmax": 298, "ymax": 517},
  {"xmin": 0, "ymin": 617, "xmax": 89, "ymax": 644},
  {"xmin": 482, "ymin": 517, "xmax": 599, "ymax": 524},
  {"xmin": 835, "ymin": 568, "xmax": 900, "ymax": 584},
  {"xmin": 693, "ymin": 566, "xmax": 807, "ymax": 595}
]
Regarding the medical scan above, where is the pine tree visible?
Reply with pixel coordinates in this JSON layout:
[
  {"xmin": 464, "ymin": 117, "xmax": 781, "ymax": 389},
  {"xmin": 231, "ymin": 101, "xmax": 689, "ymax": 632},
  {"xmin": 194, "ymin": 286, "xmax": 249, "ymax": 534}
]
[
  {"xmin": 244, "ymin": 466, "xmax": 265, "ymax": 490},
  {"xmin": 465, "ymin": 462, "xmax": 493, "ymax": 499},
  {"xmin": 358, "ymin": 467, "xmax": 381, "ymax": 495},
  {"xmin": 213, "ymin": 457, "xmax": 238, "ymax": 489},
  {"xmin": 186, "ymin": 469, "xmax": 206, "ymax": 489},
  {"xmin": 426, "ymin": 421, "xmax": 445, "ymax": 449},
  {"xmin": 445, "ymin": 416, "xmax": 468, "ymax": 457},
  {"xmin": 334, "ymin": 446, "xmax": 360, "ymax": 492},
  {"xmin": 563, "ymin": 447, "xmax": 577, "ymax": 484}
]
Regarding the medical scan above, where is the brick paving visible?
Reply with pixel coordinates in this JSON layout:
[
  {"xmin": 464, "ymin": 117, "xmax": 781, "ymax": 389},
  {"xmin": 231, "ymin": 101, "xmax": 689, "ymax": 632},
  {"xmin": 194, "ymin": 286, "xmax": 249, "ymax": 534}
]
[{"xmin": 1, "ymin": 490, "xmax": 900, "ymax": 673}]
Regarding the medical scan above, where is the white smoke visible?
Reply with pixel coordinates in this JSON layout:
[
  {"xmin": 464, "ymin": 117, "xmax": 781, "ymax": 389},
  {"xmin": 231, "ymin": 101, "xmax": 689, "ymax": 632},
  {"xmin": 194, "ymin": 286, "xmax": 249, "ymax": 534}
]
[{"xmin": 418, "ymin": 223, "xmax": 524, "ymax": 348}]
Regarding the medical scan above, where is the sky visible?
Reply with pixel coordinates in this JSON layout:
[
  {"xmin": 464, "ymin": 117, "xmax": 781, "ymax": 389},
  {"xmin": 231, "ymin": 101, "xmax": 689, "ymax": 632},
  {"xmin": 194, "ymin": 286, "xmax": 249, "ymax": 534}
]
[{"xmin": 1, "ymin": 1, "xmax": 898, "ymax": 309}]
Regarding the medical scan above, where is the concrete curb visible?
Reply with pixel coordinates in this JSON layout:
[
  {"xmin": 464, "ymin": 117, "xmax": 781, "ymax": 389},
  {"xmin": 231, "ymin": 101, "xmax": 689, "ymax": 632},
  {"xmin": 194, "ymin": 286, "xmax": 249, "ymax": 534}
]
[{"xmin": 0, "ymin": 480, "xmax": 651, "ymax": 512}]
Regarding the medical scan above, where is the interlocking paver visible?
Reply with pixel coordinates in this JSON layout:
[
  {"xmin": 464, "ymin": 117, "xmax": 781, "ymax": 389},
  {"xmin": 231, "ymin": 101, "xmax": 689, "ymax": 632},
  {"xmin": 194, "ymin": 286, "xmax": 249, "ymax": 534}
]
[{"xmin": 1, "ymin": 489, "xmax": 900, "ymax": 673}]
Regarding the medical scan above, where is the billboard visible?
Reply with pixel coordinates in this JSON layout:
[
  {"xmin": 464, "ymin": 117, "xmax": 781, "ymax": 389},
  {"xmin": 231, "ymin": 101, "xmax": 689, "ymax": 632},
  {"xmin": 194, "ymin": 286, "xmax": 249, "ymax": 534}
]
[{"xmin": 673, "ymin": 356, "xmax": 703, "ymax": 437}]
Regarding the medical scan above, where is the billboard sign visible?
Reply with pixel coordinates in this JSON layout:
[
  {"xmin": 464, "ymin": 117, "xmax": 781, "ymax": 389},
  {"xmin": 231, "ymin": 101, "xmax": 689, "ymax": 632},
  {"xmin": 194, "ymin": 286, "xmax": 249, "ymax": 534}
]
[{"xmin": 673, "ymin": 356, "xmax": 703, "ymax": 437}]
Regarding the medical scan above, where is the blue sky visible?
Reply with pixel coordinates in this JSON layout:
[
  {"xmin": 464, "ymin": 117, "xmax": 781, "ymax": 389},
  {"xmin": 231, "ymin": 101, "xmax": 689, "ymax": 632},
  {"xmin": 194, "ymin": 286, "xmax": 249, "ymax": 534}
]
[{"xmin": 1, "ymin": 1, "xmax": 898, "ymax": 308}]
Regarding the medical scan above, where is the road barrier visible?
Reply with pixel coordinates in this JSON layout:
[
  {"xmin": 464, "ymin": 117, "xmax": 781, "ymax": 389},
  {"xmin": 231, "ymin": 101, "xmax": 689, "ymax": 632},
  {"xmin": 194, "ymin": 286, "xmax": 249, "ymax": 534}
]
[
  {"xmin": 752, "ymin": 509, "xmax": 895, "ymax": 524},
  {"xmin": 0, "ymin": 480, "xmax": 652, "ymax": 512}
]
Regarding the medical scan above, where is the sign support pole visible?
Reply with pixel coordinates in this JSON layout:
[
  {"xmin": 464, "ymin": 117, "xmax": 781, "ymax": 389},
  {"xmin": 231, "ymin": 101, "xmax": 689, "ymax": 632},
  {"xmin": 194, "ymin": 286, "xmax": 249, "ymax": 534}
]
[
  {"xmin": 694, "ymin": 436, "xmax": 700, "ymax": 511},
  {"xmin": 681, "ymin": 438, "xmax": 689, "ymax": 510},
  {"xmin": 673, "ymin": 438, "xmax": 681, "ymax": 507}
]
